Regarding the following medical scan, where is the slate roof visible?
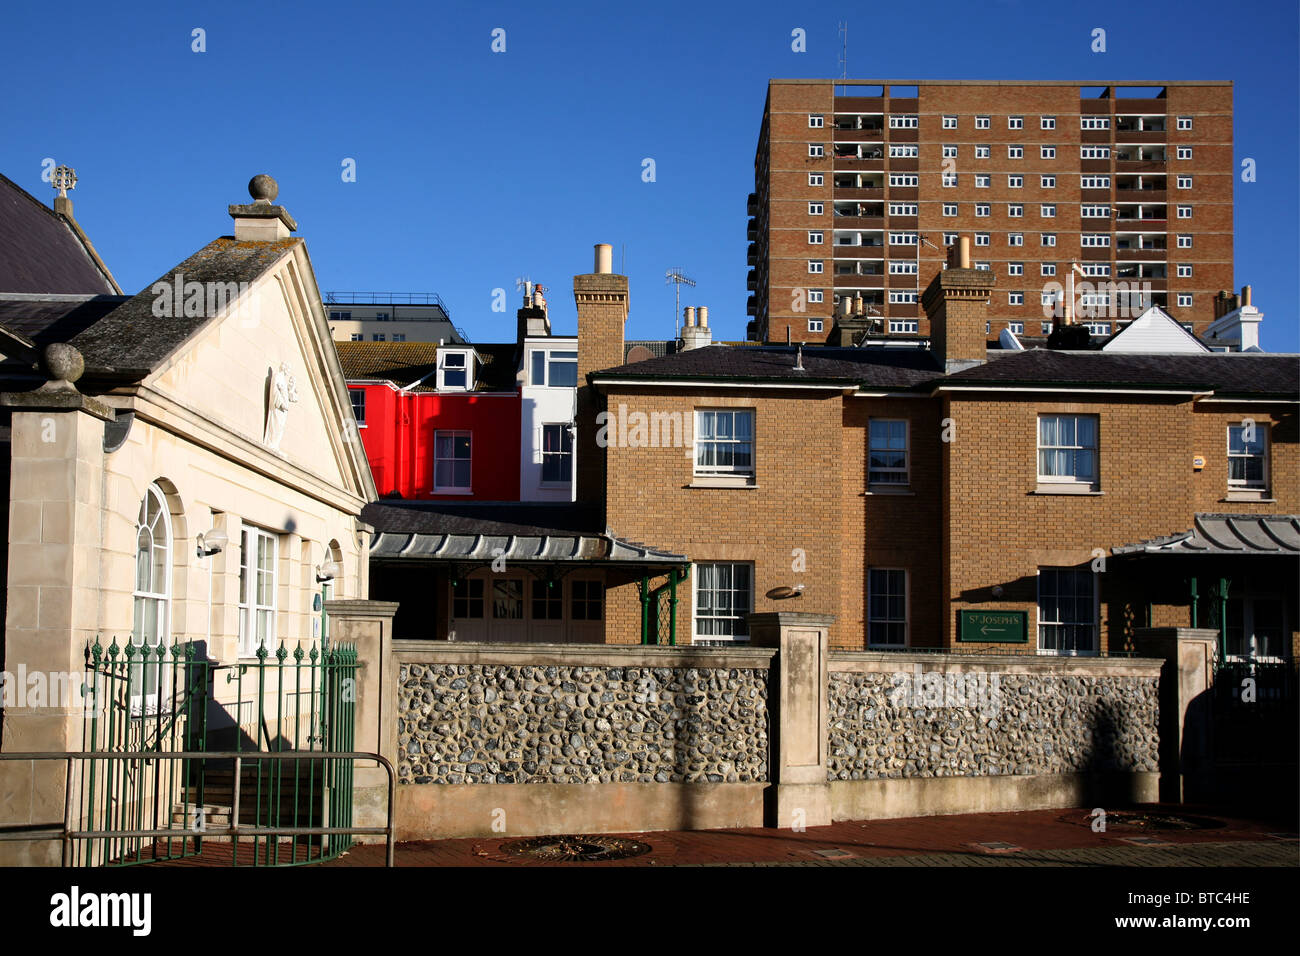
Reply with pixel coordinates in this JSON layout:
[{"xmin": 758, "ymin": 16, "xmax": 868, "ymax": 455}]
[
  {"xmin": 362, "ymin": 501, "xmax": 687, "ymax": 565},
  {"xmin": 941, "ymin": 351, "xmax": 1300, "ymax": 397},
  {"xmin": 0, "ymin": 173, "xmax": 119, "ymax": 295},
  {"xmin": 1113, "ymin": 514, "xmax": 1300, "ymax": 556},
  {"xmin": 335, "ymin": 340, "xmax": 519, "ymax": 391},
  {"xmin": 594, "ymin": 344, "xmax": 944, "ymax": 390}
]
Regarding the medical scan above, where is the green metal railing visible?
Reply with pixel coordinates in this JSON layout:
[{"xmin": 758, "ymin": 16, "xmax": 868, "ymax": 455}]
[{"xmin": 77, "ymin": 637, "xmax": 358, "ymax": 867}]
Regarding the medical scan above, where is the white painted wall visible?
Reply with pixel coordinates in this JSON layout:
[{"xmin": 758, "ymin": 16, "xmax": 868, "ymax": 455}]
[{"xmin": 520, "ymin": 337, "xmax": 577, "ymax": 502}]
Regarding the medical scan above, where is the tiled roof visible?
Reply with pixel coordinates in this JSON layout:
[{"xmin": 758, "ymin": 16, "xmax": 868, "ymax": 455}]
[
  {"xmin": 362, "ymin": 501, "xmax": 686, "ymax": 565},
  {"xmin": 941, "ymin": 350, "xmax": 1300, "ymax": 397},
  {"xmin": 594, "ymin": 344, "xmax": 944, "ymax": 390},
  {"xmin": 0, "ymin": 173, "xmax": 119, "ymax": 295},
  {"xmin": 1113, "ymin": 514, "xmax": 1300, "ymax": 556},
  {"xmin": 336, "ymin": 340, "xmax": 519, "ymax": 391}
]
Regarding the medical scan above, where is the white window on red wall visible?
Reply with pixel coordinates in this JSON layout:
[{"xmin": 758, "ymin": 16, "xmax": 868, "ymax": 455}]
[{"xmin": 434, "ymin": 430, "xmax": 472, "ymax": 492}]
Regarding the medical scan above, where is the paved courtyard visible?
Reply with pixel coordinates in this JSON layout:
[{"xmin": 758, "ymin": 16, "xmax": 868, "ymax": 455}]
[{"xmin": 320, "ymin": 805, "xmax": 1299, "ymax": 867}]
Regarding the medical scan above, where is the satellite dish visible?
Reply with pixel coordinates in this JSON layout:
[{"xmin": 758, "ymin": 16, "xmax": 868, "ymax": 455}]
[{"xmin": 766, "ymin": 586, "xmax": 803, "ymax": 600}]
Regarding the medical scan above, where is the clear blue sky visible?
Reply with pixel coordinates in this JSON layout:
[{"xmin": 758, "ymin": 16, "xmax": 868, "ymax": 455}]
[{"xmin": 2, "ymin": 0, "xmax": 1296, "ymax": 350}]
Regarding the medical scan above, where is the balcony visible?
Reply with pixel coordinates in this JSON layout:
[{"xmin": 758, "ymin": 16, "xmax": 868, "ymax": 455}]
[
  {"xmin": 747, "ymin": 242, "xmax": 757, "ymax": 266},
  {"xmin": 747, "ymin": 219, "xmax": 757, "ymax": 241},
  {"xmin": 1113, "ymin": 249, "xmax": 1168, "ymax": 261},
  {"xmin": 887, "ymin": 128, "xmax": 919, "ymax": 143},
  {"xmin": 1115, "ymin": 160, "xmax": 1166, "ymax": 173},
  {"xmin": 1116, "ymin": 127, "xmax": 1167, "ymax": 144},
  {"xmin": 1080, "ymin": 159, "xmax": 1111, "ymax": 174},
  {"xmin": 1080, "ymin": 188, "xmax": 1113, "ymax": 203},
  {"xmin": 834, "ymin": 97, "xmax": 885, "ymax": 112},
  {"xmin": 1080, "ymin": 129, "xmax": 1112, "ymax": 145},
  {"xmin": 1116, "ymin": 187, "xmax": 1166, "ymax": 203},
  {"xmin": 746, "ymin": 295, "xmax": 756, "ymax": 316},
  {"xmin": 747, "ymin": 193, "xmax": 757, "ymax": 216},
  {"xmin": 832, "ymin": 274, "xmax": 886, "ymax": 289},
  {"xmin": 747, "ymin": 270, "xmax": 757, "ymax": 291},
  {"xmin": 886, "ymin": 187, "xmax": 919, "ymax": 201},
  {"xmin": 886, "ymin": 215, "xmax": 918, "ymax": 229},
  {"xmin": 888, "ymin": 158, "xmax": 919, "ymax": 173},
  {"xmin": 833, "ymin": 126, "xmax": 883, "ymax": 143},
  {"xmin": 834, "ymin": 244, "xmax": 885, "ymax": 258},
  {"xmin": 831, "ymin": 216, "xmax": 885, "ymax": 230},
  {"xmin": 833, "ymin": 186, "xmax": 885, "ymax": 200}
]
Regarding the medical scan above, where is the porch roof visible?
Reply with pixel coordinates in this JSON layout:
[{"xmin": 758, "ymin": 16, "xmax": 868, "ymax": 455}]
[
  {"xmin": 362, "ymin": 501, "xmax": 688, "ymax": 566},
  {"xmin": 1112, "ymin": 513, "xmax": 1300, "ymax": 556}
]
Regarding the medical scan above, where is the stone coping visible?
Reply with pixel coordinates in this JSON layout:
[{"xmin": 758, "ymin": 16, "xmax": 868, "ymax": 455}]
[
  {"xmin": 830, "ymin": 650, "xmax": 1163, "ymax": 678},
  {"xmin": 392, "ymin": 640, "xmax": 776, "ymax": 670}
]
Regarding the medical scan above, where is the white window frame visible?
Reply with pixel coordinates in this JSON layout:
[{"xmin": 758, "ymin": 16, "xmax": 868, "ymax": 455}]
[
  {"xmin": 808, "ymin": 114, "xmax": 824, "ymax": 128},
  {"xmin": 1080, "ymin": 146, "xmax": 1110, "ymax": 159},
  {"xmin": 1176, "ymin": 146, "xmax": 1192, "ymax": 160},
  {"xmin": 942, "ymin": 202, "xmax": 958, "ymax": 217},
  {"xmin": 888, "ymin": 319, "xmax": 919, "ymax": 333},
  {"xmin": 540, "ymin": 423, "xmax": 574, "ymax": 485},
  {"xmin": 1041, "ymin": 263, "xmax": 1056, "ymax": 276},
  {"xmin": 1176, "ymin": 264, "xmax": 1192, "ymax": 278},
  {"xmin": 888, "ymin": 173, "xmax": 919, "ymax": 187},
  {"xmin": 888, "ymin": 202, "xmax": 918, "ymax": 216},
  {"xmin": 888, "ymin": 260, "xmax": 918, "ymax": 275},
  {"xmin": 132, "ymin": 485, "xmax": 173, "ymax": 709},
  {"xmin": 1177, "ymin": 206, "xmax": 1192, "ymax": 219},
  {"xmin": 942, "ymin": 115, "xmax": 957, "ymax": 129},
  {"xmin": 941, "ymin": 172, "xmax": 958, "ymax": 187},
  {"xmin": 1176, "ymin": 116, "xmax": 1192, "ymax": 130},
  {"xmin": 1177, "ymin": 234, "xmax": 1192, "ymax": 248},
  {"xmin": 1041, "ymin": 233, "xmax": 1057, "ymax": 247},
  {"xmin": 349, "ymin": 388, "xmax": 366, "ymax": 428},
  {"xmin": 1008, "ymin": 116, "xmax": 1024, "ymax": 129},
  {"xmin": 1008, "ymin": 233, "xmax": 1024, "ymax": 246},
  {"xmin": 974, "ymin": 233, "xmax": 990, "ymax": 246},
  {"xmin": 975, "ymin": 174, "xmax": 990, "ymax": 188},
  {"xmin": 530, "ymin": 348, "xmax": 577, "ymax": 388},
  {"xmin": 1008, "ymin": 262, "xmax": 1024, "ymax": 276},
  {"xmin": 1177, "ymin": 176, "xmax": 1192, "ymax": 189},
  {"xmin": 1040, "ymin": 204, "xmax": 1056, "ymax": 218},
  {"xmin": 1041, "ymin": 175, "xmax": 1056, "ymax": 188},
  {"xmin": 437, "ymin": 349, "xmax": 473, "ymax": 390},
  {"xmin": 694, "ymin": 409, "xmax": 755, "ymax": 481},
  {"xmin": 1008, "ymin": 145, "xmax": 1024, "ymax": 159},
  {"xmin": 1177, "ymin": 293, "xmax": 1193, "ymax": 307},
  {"xmin": 1040, "ymin": 116, "xmax": 1056, "ymax": 130},
  {"xmin": 1080, "ymin": 175, "xmax": 1111, "ymax": 189},
  {"xmin": 1081, "ymin": 234, "xmax": 1111, "ymax": 247},
  {"xmin": 238, "ymin": 525, "xmax": 278, "ymax": 659},
  {"xmin": 808, "ymin": 230, "xmax": 824, "ymax": 244},
  {"xmin": 1009, "ymin": 320, "xmax": 1025, "ymax": 334},
  {"xmin": 1081, "ymin": 116, "xmax": 1110, "ymax": 130},
  {"xmin": 1008, "ymin": 291, "xmax": 1025, "ymax": 305},
  {"xmin": 1040, "ymin": 145, "xmax": 1056, "ymax": 159},
  {"xmin": 433, "ymin": 430, "xmax": 473, "ymax": 493},
  {"xmin": 808, "ymin": 318, "xmax": 824, "ymax": 333},
  {"xmin": 808, "ymin": 143, "xmax": 824, "ymax": 158},
  {"xmin": 807, "ymin": 260, "xmax": 824, "ymax": 274},
  {"xmin": 808, "ymin": 172, "xmax": 824, "ymax": 186},
  {"xmin": 1037, "ymin": 567, "xmax": 1099, "ymax": 656},
  {"xmin": 975, "ymin": 115, "xmax": 990, "ymax": 129},
  {"xmin": 941, "ymin": 145, "xmax": 958, "ymax": 158},
  {"xmin": 1081, "ymin": 204, "xmax": 1110, "ymax": 218},
  {"xmin": 975, "ymin": 203, "xmax": 990, "ymax": 218},
  {"xmin": 887, "ymin": 290, "xmax": 918, "ymax": 304},
  {"xmin": 889, "ymin": 115, "xmax": 918, "ymax": 128},
  {"xmin": 1008, "ymin": 204, "xmax": 1023, "ymax": 217},
  {"xmin": 807, "ymin": 289, "xmax": 824, "ymax": 303},
  {"xmin": 1008, "ymin": 175, "xmax": 1023, "ymax": 188},
  {"xmin": 808, "ymin": 201, "xmax": 823, "ymax": 215},
  {"xmin": 1227, "ymin": 423, "xmax": 1269, "ymax": 492},
  {"xmin": 1037, "ymin": 414, "xmax": 1099, "ymax": 489},
  {"xmin": 693, "ymin": 562, "xmax": 754, "ymax": 643},
  {"xmin": 975, "ymin": 145, "xmax": 991, "ymax": 159},
  {"xmin": 889, "ymin": 144, "xmax": 919, "ymax": 158}
]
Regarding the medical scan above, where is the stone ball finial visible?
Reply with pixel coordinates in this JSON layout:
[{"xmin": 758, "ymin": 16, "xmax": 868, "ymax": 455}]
[
  {"xmin": 44, "ymin": 343, "xmax": 85, "ymax": 383},
  {"xmin": 248, "ymin": 174, "xmax": 279, "ymax": 203}
]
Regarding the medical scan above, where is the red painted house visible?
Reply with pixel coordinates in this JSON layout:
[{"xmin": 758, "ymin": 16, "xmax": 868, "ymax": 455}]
[{"xmin": 337, "ymin": 341, "xmax": 522, "ymax": 500}]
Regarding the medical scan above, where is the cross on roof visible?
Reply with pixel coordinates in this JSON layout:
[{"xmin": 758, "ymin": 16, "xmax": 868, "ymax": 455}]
[{"xmin": 51, "ymin": 165, "xmax": 77, "ymax": 198}]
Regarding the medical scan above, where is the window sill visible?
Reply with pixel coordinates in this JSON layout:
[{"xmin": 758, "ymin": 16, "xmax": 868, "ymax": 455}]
[
  {"xmin": 1221, "ymin": 492, "xmax": 1273, "ymax": 503},
  {"xmin": 688, "ymin": 479, "xmax": 759, "ymax": 490},
  {"xmin": 433, "ymin": 489, "xmax": 475, "ymax": 496},
  {"xmin": 1032, "ymin": 483, "xmax": 1102, "ymax": 496},
  {"xmin": 864, "ymin": 485, "xmax": 914, "ymax": 496}
]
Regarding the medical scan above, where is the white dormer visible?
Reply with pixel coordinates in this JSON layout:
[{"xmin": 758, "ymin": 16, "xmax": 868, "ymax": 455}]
[{"xmin": 437, "ymin": 348, "xmax": 475, "ymax": 390}]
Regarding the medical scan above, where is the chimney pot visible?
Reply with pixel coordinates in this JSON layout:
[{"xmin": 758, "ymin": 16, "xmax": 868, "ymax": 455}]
[
  {"xmin": 1241, "ymin": 285, "xmax": 1252, "ymax": 308},
  {"xmin": 594, "ymin": 243, "xmax": 613, "ymax": 274},
  {"xmin": 958, "ymin": 236, "xmax": 971, "ymax": 269},
  {"xmin": 684, "ymin": 306, "xmax": 696, "ymax": 327},
  {"xmin": 698, "ymin": 306, "xmax": 708, "ymax": 328}
]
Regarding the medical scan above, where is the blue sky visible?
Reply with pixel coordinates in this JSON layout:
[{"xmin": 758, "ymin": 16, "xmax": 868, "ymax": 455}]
[{"xmin": 1, "ymin": 0, "xmax": 1296, "ymax": 350}]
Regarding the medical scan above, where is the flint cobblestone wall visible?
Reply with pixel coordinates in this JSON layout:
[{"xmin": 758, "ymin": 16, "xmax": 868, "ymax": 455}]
[
  {"xmin": 397, "ymin": 662, "xmax": 769, "ymax": 785},
  {"xmin": 827, "ymin": 671, "xmax": 1159, "ymax": 780}
]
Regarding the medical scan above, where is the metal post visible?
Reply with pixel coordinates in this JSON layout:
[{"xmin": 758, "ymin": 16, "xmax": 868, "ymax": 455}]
[
  {"xmin": 1189, "ymin": 576, "xmax": 1199, "ymax": 628},
  {"xmin": 1218, "ymin": 577, "xmax": 1230, "ymax": 660},
  {"xmin": 639, "ymin": 575, "xmax": 650, "ymax": 646}
]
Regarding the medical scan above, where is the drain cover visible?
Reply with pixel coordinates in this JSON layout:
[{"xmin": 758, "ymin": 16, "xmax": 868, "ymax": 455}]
[
  {"xmin": 499, "ymin": 835, "xmax": 652, "ymax": 863},
  {"xmin": 1068, "ymin": 810, "xmax": 1223, "ymax": 831},
  {"xmin": 973, "ymin": 841, "xmax": 1022, "ymax": 853},
  {"xmin": 811, "ymin": 848, "xmax": 853, "ymax": 859}
]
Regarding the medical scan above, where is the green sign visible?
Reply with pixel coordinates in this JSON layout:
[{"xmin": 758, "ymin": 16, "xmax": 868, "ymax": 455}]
[{"xmin": 959, "ymin": 610, "xmax": 1028, "ymax": 643}]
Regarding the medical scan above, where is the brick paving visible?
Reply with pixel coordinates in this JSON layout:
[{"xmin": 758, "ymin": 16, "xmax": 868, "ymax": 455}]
[{"xmin": 319, "ymin": 805, "xmax": 1299, "ymax": 868}]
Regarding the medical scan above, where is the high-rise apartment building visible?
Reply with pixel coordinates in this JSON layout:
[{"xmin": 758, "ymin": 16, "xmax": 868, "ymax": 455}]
[{"xmin": 748, "ymin": 80, "xmax": 1234, "ymax": 344}]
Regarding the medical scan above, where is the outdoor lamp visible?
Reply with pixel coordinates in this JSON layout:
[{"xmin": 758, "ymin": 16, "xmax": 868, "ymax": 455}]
[
  {"xmin": 316, "ymin": 560, "xmax": 342, "ymax": 583},
  {"xmin": 196, "ymin": 527, "xmax": 228, "ymax": 557}
]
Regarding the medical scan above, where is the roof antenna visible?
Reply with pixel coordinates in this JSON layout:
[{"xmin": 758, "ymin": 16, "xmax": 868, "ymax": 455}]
[{"xmin": 794, "ymin": 342, "xmax": 804, "ymax": 370}]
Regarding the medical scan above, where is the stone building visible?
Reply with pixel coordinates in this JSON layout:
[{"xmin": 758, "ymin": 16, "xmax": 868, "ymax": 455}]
[{"xmin": 0, "ymin": 172, "xmax": 375, "ymax": 862}]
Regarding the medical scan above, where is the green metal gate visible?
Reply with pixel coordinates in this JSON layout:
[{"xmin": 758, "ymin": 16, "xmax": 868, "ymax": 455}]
[{"xmin": 76, "ymin": 636, "xmax": 358, "ymax": 866}]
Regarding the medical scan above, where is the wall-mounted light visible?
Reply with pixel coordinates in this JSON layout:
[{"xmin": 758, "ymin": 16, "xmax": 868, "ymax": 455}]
[
  {"xmin": 196, "ymin": 528, "xmax": 229, "ymax": 558},
  {"xmin": 316, "ymin": 560, "xmax": 342, "ymax": 583}
]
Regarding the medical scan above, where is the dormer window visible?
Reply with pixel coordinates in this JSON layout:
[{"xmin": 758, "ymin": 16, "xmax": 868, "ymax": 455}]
[{"xmin": 438, "ymin": 350, "xmax": 473, "ymax": 390}]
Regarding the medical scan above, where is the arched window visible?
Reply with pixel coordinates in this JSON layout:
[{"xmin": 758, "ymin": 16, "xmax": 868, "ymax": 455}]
[{"xmin": 132, "ymin": 484, "xmax": 171, "ymax": 707}]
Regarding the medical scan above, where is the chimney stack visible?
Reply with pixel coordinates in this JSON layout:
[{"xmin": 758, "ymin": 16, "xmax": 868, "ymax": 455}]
[
  {"xmin": 922, "ymin": 234, "xmax": 995, "ymax": 373},
  {"xmin": 682, "ymin": 305, "xmax": 712, "ymax": 350},
  {"xmin": 575, "ymin": 242, "xmax": 630, "ymax": 506},
  {"xmin": 516, "ymin": 281, "xmax": 551, "ymax": 342}
]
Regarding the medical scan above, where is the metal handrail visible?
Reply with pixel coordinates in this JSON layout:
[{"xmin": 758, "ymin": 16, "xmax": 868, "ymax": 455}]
[{"xmin": 0, "ymin": 750, "xmax": 396, "ymax": 868}]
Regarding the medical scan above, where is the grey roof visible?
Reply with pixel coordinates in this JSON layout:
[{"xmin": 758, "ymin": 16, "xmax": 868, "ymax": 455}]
[
  {"xmin": 942, "ymin": 350, "xmax": 1300, "ymax": 397},
  {"xmin": 1113, "ymin": 514, "xmax": 1300, "ymax": 556},
  {"xmin": 595, "ymin": 344, "xmax": 943, "ymax": 390},
  {"xmin": 0, "ymin": 174, "xmax": 119, "ymax": 295},
  {"xmin": 363, "ymin": 501, "xmax": 687, "ymax": 565}
]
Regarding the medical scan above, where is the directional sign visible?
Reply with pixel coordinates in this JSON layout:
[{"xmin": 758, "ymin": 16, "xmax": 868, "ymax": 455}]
[{"xmin": 959, "ymin": 610, "xmax": 1028, "ymax": 643}]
